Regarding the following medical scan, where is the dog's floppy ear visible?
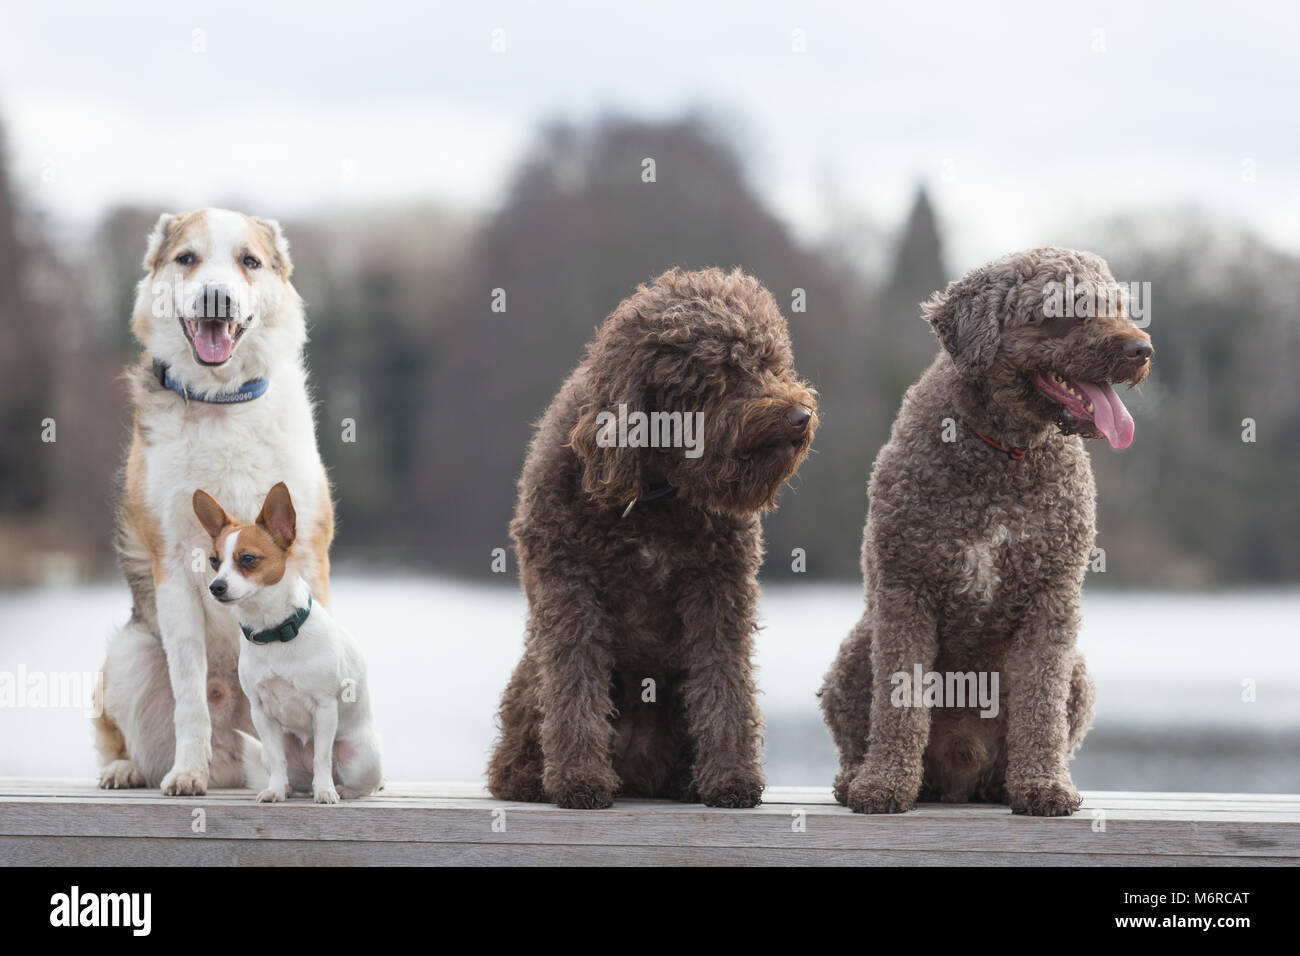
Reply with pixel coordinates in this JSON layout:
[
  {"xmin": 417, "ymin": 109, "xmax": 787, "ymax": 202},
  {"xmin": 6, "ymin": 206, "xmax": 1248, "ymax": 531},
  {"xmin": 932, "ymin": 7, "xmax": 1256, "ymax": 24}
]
[
  {"xmin": 921, "ymin": 275, "xmax": 1003, "ymax": 378},
  {"xmin": 568, "ymin": 402, "xmax": 641, "ymax": 510},
  {"xmin": 252, "ymin": 217, "xmax": 293, "ymax": 279},
  {"xmin": 142, "ymin": 213, "xmax": 181, "ymax": 273},
  {"xmin": 256, "ymin": 482, "xmax": 297, "ymax": 550},
  {"xmin": 192, "ymin": 489, "xmax": 234, "ymax": 540}
]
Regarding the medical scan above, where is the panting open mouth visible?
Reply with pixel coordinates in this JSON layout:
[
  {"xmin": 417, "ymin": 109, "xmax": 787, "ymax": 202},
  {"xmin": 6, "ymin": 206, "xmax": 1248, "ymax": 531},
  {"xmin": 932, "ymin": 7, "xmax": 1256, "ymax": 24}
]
[
  {"xmin": 1032, "ymin": 370, "xmax": 1135, "ymax": 450},
  {"xmin": 180, "ymin": 318, "xmax": 249, "ymax": 365}
]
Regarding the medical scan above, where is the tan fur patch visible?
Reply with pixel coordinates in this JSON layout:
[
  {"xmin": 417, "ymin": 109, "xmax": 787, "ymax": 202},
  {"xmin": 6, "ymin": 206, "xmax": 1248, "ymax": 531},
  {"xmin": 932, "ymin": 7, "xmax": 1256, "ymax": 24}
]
[
  {"xmin": 305, "ymin": 470, "xmax": 335, "ymax": 605},
  {"xmin": 91, "ymin": 668, "xmax": 128, "ymax": 764},
  {"xmin": 217, "ymin": 523, "xmax": 289, "ymax": 587},
  {"xmin": 152, "ymin": 210, "xmax": 208, "ymax": 274},
  {"xmin": 246, "ymin": 219, "xmax": 289, "ymax": 279}
]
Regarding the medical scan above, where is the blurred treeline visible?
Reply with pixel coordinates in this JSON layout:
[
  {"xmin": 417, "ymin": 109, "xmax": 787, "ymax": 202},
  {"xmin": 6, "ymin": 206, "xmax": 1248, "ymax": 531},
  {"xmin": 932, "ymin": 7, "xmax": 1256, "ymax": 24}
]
[{"xmin": 1, "ymin": 115, "xmax": 1297, "ymax": 588}]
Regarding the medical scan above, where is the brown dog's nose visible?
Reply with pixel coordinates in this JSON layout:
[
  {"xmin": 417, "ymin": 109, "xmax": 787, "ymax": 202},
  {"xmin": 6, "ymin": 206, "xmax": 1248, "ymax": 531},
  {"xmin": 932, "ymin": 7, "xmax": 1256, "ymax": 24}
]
[
  {"xmin": 786, "ymin": 407, "xmax": 811, "ymax": 432},
  {"xmin": 1124, "ymin": 338, "xmax": 1154, "ymax": 361}
]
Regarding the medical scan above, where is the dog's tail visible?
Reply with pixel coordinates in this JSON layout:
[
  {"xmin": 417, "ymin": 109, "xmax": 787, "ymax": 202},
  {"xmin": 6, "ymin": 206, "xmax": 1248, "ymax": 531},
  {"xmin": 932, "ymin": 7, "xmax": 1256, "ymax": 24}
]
[{"xmin": 236, "ymin": 730, "xmax": 268, "ymax": 790}]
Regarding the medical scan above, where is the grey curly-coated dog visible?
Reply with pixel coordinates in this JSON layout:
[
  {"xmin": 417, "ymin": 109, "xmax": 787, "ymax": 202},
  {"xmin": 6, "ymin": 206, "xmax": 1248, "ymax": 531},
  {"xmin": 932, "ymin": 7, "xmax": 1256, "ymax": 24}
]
[
  {"xmin": 487, "ymin": 267, "xmax": 817, "ymax": 810},
  {"xmin": 819, "ymin": 247, "xmax": 1153, "ymax": 816}
]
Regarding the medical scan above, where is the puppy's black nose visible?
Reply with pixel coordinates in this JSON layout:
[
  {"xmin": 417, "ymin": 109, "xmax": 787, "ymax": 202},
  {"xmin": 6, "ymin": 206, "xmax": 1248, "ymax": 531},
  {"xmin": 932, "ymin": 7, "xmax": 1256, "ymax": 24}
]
[
  {"xmin": 209, "ymin": 580, "xmax": 227, "ymax": 598},
  {"xmin": 1123, "ymin": 338, "xmax": 1153, "ymax": 361},
  {"xmin": 785, "ymin": 407, "xmax": 811, "ymax": 431}
]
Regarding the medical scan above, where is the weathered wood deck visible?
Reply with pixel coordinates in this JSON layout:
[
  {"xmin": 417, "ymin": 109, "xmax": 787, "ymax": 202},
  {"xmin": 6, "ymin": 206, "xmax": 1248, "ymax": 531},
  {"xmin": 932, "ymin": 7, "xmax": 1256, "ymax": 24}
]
[{"xmin": 1, "ymin": 779, "xmax": 1296, "ymax": 865}]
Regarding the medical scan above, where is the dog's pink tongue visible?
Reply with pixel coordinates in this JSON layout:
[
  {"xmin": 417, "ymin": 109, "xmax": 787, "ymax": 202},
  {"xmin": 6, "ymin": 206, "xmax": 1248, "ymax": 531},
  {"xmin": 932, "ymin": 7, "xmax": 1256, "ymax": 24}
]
[
  {"xmin": 195, "ymin": 320, "xmax": 234, "ymax": 364},
  {"xmin": 1076, "ymin": 380, "xmax": 1134, "ymax": 449}
]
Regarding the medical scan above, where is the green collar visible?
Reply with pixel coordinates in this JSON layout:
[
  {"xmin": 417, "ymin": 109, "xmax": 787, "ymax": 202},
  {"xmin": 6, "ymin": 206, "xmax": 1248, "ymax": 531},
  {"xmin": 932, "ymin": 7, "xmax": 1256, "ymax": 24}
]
[{"xmin": 241, "ymin": 594, "xmax": 312, "ymax": 644}]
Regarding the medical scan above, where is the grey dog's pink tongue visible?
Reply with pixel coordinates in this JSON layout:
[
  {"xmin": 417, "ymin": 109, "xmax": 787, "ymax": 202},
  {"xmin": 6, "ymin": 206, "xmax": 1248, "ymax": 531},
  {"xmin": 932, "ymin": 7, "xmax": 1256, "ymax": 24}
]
[{"xmin": 1075, "ymin": 380, "xmax": 1134, "ymax": 449}]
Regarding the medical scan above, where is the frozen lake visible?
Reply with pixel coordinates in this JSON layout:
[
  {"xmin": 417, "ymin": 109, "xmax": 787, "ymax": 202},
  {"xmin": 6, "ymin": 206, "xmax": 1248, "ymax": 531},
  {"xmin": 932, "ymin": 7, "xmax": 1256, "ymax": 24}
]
[{"xmin": 1, "ymin": 577, "xmax": 1297, "ymax": 792}]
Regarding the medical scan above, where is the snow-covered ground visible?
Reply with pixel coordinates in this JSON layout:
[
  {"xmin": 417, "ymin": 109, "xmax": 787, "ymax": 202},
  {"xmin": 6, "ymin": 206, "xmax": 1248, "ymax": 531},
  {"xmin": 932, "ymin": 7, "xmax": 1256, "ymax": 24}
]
[{"xmin": 1, "ymin": 578, "xmax": 1297, "ymax": 791}]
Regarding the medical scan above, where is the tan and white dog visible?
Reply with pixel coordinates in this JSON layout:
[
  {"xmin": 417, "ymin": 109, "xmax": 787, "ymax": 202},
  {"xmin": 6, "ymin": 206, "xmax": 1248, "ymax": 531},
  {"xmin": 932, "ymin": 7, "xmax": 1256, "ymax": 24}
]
[{"xmin": 94, "ymin": 208, "xmax": 334, "ymax": 796}]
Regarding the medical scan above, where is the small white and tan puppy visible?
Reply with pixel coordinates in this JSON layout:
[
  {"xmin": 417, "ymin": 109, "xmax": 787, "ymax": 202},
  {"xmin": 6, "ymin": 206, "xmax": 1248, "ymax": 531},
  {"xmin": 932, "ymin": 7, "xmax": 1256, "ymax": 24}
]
[
  {"xmin": 94, "ymin": 209, "xmax": 334, "ymax": 795},
  {"xmin": 194, "ymin": 483, "xmax": 381, "ymax": 803}
]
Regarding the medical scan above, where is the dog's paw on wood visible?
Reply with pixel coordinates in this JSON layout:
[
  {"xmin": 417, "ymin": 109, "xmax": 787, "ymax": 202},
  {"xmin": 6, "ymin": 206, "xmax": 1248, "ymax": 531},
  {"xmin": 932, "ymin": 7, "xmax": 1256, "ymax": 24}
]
[
  {"xmin": 551, "ymin": 777, "xmax": 616, "ymax": 810},
  {"xmin": 314, "ymin": 785, "xmax": 341, "ymax": 805},
  {"xmin": 256, "ymin": 785, "xmax": 287, "ymax": 803},
  {"xmin": 160, "ymin": 767, "xmax": 208, "ymax": 796},
  {"xmin": 831, "ymin": 771, "xmax": 857, "ymax": 807},
  {"xmin": 487, "ymin": 768, "xmax": 548, "ymax": 803},
  {"xmin": 1008, "ymin": 778, "xmax": 1082, "ymax": 816},
  {"xmin": 699, "ymin": 773, "xmax": 764, "ymax": 809},
  {"xmin": 98, "ymin": 760, "xmax": 146, "ymax": 790},
  {"xmin": 847, "ymin": 775, "xmax": 916, "ymax": 814}
]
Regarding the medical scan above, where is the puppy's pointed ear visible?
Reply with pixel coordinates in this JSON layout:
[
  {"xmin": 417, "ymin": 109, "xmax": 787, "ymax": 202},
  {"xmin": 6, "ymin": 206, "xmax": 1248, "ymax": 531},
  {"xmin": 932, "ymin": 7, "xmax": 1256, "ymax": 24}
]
[
  {"xmin": 252, "ymin": 217, "xmax": 293, "ymax": 279},
  {"xmin": 568, "ymin": 404, "xmax": 640, "ymax": 510},
  {"xmin": 192, "ymin": 490, "xmax": 233, "ymax": 540},
  {"xmin": 922, "ymin": 278, "xmax": 1002, "ymax": 378},
  {"xmin": 256, "ymin": 482, "xmax": 297, "ymax": 550},
  {"xmin": 142, "ymin": 212, "xmax": 180, "ymax": 273}
]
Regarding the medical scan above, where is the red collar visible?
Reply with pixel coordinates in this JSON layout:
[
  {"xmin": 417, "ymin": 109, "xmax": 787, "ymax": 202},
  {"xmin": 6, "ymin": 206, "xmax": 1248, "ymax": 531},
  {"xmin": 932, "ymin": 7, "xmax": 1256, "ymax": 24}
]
[{"xmin": 971, "ymin": 426, "xmax": 1035, "ymax": 461}]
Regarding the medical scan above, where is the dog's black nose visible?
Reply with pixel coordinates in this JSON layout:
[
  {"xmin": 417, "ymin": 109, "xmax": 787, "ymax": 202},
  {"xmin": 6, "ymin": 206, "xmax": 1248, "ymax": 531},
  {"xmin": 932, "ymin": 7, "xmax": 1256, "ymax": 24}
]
[
  {"xmin": 785, "ymin": 407, "xmax": 811, "ymax": 431},
  {"xmin": 201, "ymin": 286, "xmax": 236, "ymax": 321},
  {"xmin": 209, "ymin": 580, "xmax": 227, "ymax": 597},
  {"xmin": 1123, "ymin": 338, "xmax": 1154, "ymax": 361}
]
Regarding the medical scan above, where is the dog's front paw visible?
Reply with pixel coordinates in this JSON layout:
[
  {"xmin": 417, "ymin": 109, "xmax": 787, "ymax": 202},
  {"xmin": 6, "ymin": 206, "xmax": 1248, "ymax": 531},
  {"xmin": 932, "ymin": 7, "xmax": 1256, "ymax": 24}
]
[
  {"xmin": 846, "ymin": 774, "xmax": 916, "ymax": 814},
  {"xmin": 699, "ymin": 772, "xmax": 764, "ymax": 809},
  {"xmin": 160, "ymin": 766, "xmax": 208, "ymax": 796},
  {"xmin": 1007, "ymin": 778, "xmax": 1081, "ymax": 816},
  {"xmin": 551, "ymin": 777, "xmax": 615, "ymax": 810},
  {"xmin": 256, "ymin": 786, "xmax": 287, "ymax": 803},
  {"xmin": 831, "ymin": 770, "xmax": 856, "ymax": 807},
  {"xmin": 99, "ymin": 760, "xmax": 146, "ymax": 790},
  {"xmin": 314, "ymin": 785, "xmax": 340, "ymax": 805}
]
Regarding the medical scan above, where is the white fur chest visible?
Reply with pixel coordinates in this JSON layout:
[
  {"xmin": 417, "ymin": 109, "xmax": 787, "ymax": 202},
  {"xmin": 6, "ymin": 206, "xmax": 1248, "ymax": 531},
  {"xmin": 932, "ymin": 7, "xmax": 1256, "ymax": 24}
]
[{"xmin": 141, "ymin": 366, "xmax": 323, "ymax": 571}]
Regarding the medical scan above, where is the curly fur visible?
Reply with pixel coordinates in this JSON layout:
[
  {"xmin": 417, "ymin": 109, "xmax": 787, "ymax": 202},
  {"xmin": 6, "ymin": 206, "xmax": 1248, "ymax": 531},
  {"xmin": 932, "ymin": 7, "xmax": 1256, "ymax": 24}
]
[
  {"xmin": 819, "ymin": 247, "xmax": 1152, "ymax": 816},
  {"xmin": 487, "ymin": 267, "xmax": 818, "ymax": 809}
]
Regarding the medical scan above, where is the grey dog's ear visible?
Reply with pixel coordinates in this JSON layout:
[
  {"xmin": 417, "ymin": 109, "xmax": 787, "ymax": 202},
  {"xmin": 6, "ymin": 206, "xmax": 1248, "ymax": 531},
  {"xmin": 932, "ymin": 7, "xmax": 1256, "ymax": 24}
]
[
  {"xmin": 920, "ymin": 274, "xmax": 1003, "ymax": 378},
  {"xmin": 142, "ymin": 212, "xmax": 181, "ymax": 273}
]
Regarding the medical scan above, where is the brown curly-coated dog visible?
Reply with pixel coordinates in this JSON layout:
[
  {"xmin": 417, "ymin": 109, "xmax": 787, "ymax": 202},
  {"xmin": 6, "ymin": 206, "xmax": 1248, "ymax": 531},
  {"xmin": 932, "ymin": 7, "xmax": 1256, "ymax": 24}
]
[
  {"xmin": 487, "ymin": 267, "xmax": 817, "ymax": 810},
  {"xmin": 819, "ymin": 247, "xmax": 1152, "ymax": 816}
]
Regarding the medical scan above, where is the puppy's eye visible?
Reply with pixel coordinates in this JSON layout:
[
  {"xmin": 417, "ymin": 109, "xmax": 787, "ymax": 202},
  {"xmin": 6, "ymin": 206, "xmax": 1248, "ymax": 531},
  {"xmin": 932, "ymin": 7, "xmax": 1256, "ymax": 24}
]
[
  {"xmin": 176, "ymin": 252, "xmax": 196, "ymax": 266},
  {"xmin": 242, "ymin": 255, "xmax": 261, "ymax": 270},
  {"xmin": 239, "ymin": 553, "xmax": 259, "ymax": 568},
  {"xmin": 209, "ymin": 556, "xmax": 220, "ymax": 570}
]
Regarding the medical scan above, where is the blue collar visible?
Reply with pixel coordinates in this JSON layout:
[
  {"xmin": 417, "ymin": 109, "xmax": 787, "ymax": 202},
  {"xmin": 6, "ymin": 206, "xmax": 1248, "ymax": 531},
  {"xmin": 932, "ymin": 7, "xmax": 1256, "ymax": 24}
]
[{"xmin": 153, "ymin": 359, "xmax": 269, "ymax": 404}]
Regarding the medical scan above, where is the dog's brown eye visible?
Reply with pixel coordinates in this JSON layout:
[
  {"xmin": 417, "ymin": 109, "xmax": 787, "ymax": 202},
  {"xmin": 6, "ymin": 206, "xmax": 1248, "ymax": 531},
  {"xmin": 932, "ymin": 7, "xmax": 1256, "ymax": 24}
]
[
  {"xmin": 176, "ymin": 252, "xmax": 196, "ymax": 266},
  {"xmin": 239, "ymin": 553, "xmax": 259, "ymax": 567},
  {"xmin": 242, "ymin": 255, "xmax": 261, "ymax": 270},
  {"xmin": 209, "ymin": 555, "xmax": 219, "ymax": 570}
]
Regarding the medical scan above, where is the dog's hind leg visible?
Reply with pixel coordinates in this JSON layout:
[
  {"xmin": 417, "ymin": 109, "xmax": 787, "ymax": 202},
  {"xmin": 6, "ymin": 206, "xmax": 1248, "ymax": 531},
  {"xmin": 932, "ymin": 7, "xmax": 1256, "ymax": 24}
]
[
  {"xmin": 96, "ymin": 620, "xmax": 175, "ymax": 788},
  {"xmin": 93, "ymin": 667, "xmax": 146, "ymax": 789},
  {"xmin": 486, "ymin": 652, "xmax": 548, "ymax": 802},
  {"xmin": 819, "ymin": 612, "xmax": 875, "ymax": 805},
  {"xmin": 1066, "ymin": 651, "xmax": 1096, "ymax": 756},
  {"xmin": 334, "ymin": 729, "xmax": 383, "ymax": 799}
]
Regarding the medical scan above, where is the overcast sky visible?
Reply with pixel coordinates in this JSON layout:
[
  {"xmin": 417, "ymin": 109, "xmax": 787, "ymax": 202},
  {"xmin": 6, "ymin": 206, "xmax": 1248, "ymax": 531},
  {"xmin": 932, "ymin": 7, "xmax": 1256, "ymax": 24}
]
[{"xmin": 2, "ymin": 0, "xmax": 1297, "ymax": 269}]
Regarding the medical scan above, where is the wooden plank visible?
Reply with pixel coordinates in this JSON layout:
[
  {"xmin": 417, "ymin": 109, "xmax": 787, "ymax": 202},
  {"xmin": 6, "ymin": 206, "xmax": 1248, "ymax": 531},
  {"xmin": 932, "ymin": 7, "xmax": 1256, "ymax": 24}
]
[
  {"xmin": 1, "ymin": 780, "xmax": 1296, "ymax": 866},
  {"xmin": 4, "ymin": 837, "xmax": 1294, "ymax": 867}
]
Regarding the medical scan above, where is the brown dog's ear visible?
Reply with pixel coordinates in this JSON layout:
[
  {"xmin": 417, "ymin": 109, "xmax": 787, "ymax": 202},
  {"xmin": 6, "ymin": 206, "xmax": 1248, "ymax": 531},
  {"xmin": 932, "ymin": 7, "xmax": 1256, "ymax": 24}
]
[
  {"xmin": 142, "ymin": 212, "xmax": 181, "ymax": 273},
  {"xmin": 256, "ymin": 482, "xmax": 297, "ymax": 550},
  {"xmin": 921, "ymin": 277, "xmax": 1002, "ymax": 378},
  {"xmin": 192, "ymin": 489, "xmax": 233, "ymax": 540},
  {"xmin": 568, "ymin": 404, "xmax": 640, "ymax": 510}
]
